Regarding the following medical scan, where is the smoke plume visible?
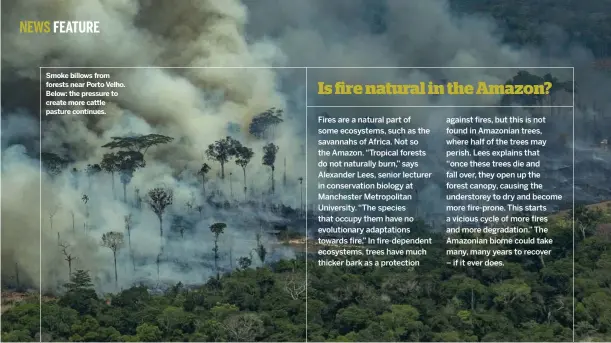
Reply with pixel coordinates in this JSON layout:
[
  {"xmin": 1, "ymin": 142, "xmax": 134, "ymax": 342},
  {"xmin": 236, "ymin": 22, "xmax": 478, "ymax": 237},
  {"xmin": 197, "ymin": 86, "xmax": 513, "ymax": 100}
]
[{"xmin": 2, "ymin": 0, "xmax": 609, "ymax": 293}]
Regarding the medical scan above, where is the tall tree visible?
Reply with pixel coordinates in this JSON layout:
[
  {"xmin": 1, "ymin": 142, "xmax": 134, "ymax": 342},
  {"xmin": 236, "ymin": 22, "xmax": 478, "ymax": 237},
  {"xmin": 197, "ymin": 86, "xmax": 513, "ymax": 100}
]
[
  {"xmin": 542, "ymin": 72, "xmax": 574, "ymax": 115},
  {"xmin": 210, "ymin": 222, "xmax": 227, "ymax": 279},
  {"xmin": 197, "ymin": 163, "xmax": 211, "ymax": 196},
  {"xmin": 248, "ymin": 108, "xmax": 284, "ymax": 139},
  {"xmin": 262, "ymin": 143, "xmax": 279, "ymax": 194},
  {"xmin": 186, "ymin": 192, "xmax": 196, "ymax": 212},
  {"xmin": 542, "ymin": 73, "xmax": 560, "ymax": 115},
  {"xmin": 500, "ymin": 70, "xmax": 545, "ymax": 107},
  {"xmin": 102, "ymin": 134, "xmax": 172, "ymax": 202},
  {"xmin": 235, "ymin": 145, "xmax": 254, "ymax": 195},
  {"xmin": 86, "ymin": 164, "xmax": 102, "ymax": 189},
  {"xmin": 156, "ymin": 252, "xmax": 162, "ymax": 281},
  {"xmin": 124, "ymin": 214, "xmax": 135, "ymax": 271},
  {"xmin": 101, "ymin": 134, "xmax": 174, "ymax": 156},
  {"xmin": 147, "ymin": 188, "xmax": 174, "ymax": 247},
  {"xmin": 206, "ymin": 136, "xmax": 240, "ymax": 179},
  {"xmin": 254, "ymin": 232, "xmax": 267, "ymax": 265},
  {"xmin": 70, "ymin": 167, "xmax": 79, "ymax": 189},
  {"xmin": 298, "ymin": 177, "xmax": 304, "ymax": 214},
  {"xmin": 171, "ymin": 215, "xmax": 190, "ymax": 239},
  {"xmin": 48, "ymin": 204, "xmax": 59, "ymax": 233},
  {"xmin": 59, "ymin": 242, "xmax": 76, "ymax": 278},
  {"xmin": 283, "ymin": 158, "xmax": 287, "ymax": 187},
  {"xmin": 100, "ymin": 152, "xmax": 120, "ymax": 199},
  {"xmin": 229, "ymin": 172, "xmax": 234, "ymax": 198},
  {"xmin": 82, "ymin": 194, "xmax": 89, "ymax": 232},
  {"xmin": 116, "ymin": 151, "xmax": 145, "ymax": 203},
  {"xmin": 41, "ymin": 152, "xmax": 70, "ymax": 177},
  {"xmin": 101, "ymin": 231, "xmax": 124, "ymax": 288},
  {"xmin": 134, "ymin": 188, "xmax": 142, "ymax": 209}
]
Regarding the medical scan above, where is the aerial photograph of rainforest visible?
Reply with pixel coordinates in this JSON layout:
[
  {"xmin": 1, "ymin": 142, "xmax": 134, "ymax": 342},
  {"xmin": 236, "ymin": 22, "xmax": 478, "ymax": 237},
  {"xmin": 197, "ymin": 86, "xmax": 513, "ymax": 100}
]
[{"xmin": 2, "ymin": 0, "xmax": 611, "ymax": 341}]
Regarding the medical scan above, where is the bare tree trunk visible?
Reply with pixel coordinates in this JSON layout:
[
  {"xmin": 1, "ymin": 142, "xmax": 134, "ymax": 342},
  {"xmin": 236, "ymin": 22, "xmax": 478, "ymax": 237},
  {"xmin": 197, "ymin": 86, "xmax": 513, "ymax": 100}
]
[
  {"xmin": 136, "ymin": 191, "xmax": 142, "ymax": 209},
  {"xmin": 127, "ymin": 231, "xmax": 135, "ymax": 271},
  {"xmin": 300, "ymin": 184, "xmax": 304, "ymax": 214},
  {"xmin": 113, "ymin": 250, "xmax": 118, "ymax": 287},
  {"xmin": 159, "ymin": 214, "xmax": 164, "ymax": 253},
  {"xmin": 156, "ymin": 254, "xmax": 161, "ymax": 281},
  {"xmin": 283, "ymin": 158, "xmax": 287, "ymax": 187},
  {"xmin": 201, "ymin": 175, "xmax": 206, "ymax": 196},
  {"xmin": 111, "ymin": 171, "xmax": 116, "ymax": 199},
  {"xmin": 71, "ymin": 211, "xmax": 75, "ymax": 233},
  {"xmin": 242, "ymin": 168, "xmax": 247, "ymax": 188},
  {"xmin": 550, "ymin": 94, "xmax": 554, "ymax": 116},
  {"xmin": 271, "ymin": 166, "xmax": 275, "ymax": 194},
  {"xmin": 242, "ymin": 168, "xmax": 247, "ymax": 199},
  {"xmin": 158, "ymin": 216, "xmax": 163, "ymax": 237},
  {"xmin": 214, "ymin": 238, "xmax": 220, "ymax": 280},
  {"xmin": 123, "ymin": 183, "xmax": 127, "ymax": 203},
  {"xmin": 158, "ymin": 216, "xmax": 164, "ymax": 251},
  {"xmin": 220, "ymin": 162, "xmax": 225, "ymax": 179}
]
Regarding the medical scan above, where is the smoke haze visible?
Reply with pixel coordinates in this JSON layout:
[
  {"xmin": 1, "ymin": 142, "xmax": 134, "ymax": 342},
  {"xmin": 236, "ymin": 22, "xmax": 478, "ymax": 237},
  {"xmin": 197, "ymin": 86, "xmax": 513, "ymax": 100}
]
[{"xmin": 1, "ymin": 0, "xmax": 609, "ymax": 293}]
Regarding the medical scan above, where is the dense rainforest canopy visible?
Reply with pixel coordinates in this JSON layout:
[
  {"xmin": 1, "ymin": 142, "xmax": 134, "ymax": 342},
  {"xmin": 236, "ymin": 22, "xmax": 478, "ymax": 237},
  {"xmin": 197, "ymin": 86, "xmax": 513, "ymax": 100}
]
[{"xmin": 2, "ymin": 206, "xmax": 611, "ymax": 341}]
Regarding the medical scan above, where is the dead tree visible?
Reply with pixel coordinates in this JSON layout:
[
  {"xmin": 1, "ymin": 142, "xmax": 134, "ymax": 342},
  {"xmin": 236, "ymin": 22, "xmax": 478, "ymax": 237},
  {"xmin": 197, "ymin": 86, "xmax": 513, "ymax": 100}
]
[
  {"xmin": 223, "ymin": 313, "xmax": 264, "ymax": 342},
  {"xmin": 283, "ymin": 272, "xmax": 307, "ymax": 300},
  {"xmin": 59, "ymin": 242, "xmax": 76, "ymax": 278},
  {"xmin": 48, "ymin": 204, "xmax": 59, "ymax": 232}
]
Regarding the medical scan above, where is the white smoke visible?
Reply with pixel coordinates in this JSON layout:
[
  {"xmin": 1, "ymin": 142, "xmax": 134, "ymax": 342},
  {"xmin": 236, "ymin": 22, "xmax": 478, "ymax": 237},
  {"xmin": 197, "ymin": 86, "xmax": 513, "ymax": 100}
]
[
  {"xmin": 2, "ymin": 0, "xmax": 301, "ymax": 293},
  {"xmin": 1, "ymin": 0, "xmax": 608, "ymax": 293}
]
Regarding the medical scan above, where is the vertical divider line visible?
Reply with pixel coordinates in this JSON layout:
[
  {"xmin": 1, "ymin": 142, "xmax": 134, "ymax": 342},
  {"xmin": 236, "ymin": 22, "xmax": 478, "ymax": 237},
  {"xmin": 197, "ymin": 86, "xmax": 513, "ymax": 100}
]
[
  {"xmin": 39, "ymin": 66, "xmax": 43, "ymax": 343},
  {"xmin": 305, "ymin": 66, "xmax": 309, "ymax": 343},
  {"xmin": 572, "ymin": 66, "xmax": 575, "ymax": 343}
]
